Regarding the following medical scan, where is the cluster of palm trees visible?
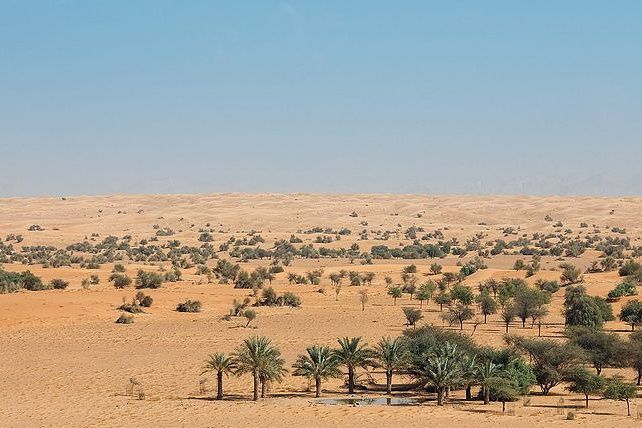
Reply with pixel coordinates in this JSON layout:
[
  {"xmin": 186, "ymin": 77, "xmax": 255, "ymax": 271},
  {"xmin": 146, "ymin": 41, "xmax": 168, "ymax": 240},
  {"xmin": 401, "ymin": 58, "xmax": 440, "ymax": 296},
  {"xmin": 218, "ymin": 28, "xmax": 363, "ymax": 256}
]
[
  {"xmin": 203, "ymin": 336, "xmax": 405, "ymax": 401},
  {"xmin": 202, "ymin": 335, "xmax": 514, "ymax": 406}
]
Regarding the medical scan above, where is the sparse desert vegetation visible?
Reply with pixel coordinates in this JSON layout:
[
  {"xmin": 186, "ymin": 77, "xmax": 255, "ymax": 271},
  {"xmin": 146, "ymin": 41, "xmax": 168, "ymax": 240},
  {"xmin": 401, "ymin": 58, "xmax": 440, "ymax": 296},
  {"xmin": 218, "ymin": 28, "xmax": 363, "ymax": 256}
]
[{"xmin": 1, "ymin": 194, "xmax": 642, "ymax": 427}]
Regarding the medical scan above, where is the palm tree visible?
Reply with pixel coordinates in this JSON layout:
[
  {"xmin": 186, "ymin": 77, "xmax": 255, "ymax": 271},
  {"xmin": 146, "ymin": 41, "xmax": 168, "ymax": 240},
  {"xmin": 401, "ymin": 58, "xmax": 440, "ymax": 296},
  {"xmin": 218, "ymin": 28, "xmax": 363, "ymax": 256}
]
[
  {"xmin": 373, "ymin": 337, "xmax": 407, "ymax": 395},
  {"xmin": 333, "ymin": 337, "xmax": 375, "ymax": 394},
  {"xmin": 460, "ymin": 354, "xmax": 477, "ymax": 400},
  {"xmin": 202, "ymin": 352, "xmax": 237, "ymax": 400},
  {"xmin": 476, "ymin": 360, "xmax": 503, "ymax": 404},
  {"xmin": 414, "ymin": 343, "xmax": 463, "ymax": 405},
  {"xmin": 258, "ymin": 352, "xmax": 287, "ymax": 399},
  {"xmin": 292, "ymin": 345, "xmax": 342, "ymax": 397},
  {"xmin": 233, "ymin": 336, "xmax": 285, "ymax": 401}
]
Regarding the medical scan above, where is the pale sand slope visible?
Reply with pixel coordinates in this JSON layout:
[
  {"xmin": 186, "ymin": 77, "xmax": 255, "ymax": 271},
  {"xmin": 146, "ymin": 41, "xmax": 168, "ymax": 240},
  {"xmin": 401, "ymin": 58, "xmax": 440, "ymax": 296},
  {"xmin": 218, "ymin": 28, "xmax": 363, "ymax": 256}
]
[{"xmin": 0, "ymin": 194, "xmax": 641, "ymax": 427}]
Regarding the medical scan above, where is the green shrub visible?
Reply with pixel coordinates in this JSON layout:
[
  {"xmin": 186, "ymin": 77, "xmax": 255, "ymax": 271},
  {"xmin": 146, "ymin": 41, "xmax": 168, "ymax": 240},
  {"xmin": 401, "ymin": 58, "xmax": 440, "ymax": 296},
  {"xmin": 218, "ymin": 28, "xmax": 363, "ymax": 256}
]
[
  {"xmin": 280, "ymin": 291, "xmax": 301, "ymax": 307},
  {"xmin": 136, "ymin": 270, "xmax": 163, "ymax": 289},
  {"xmin": 110, "ymin": 273, "xmax": 132, "ymax": 289},
  {"xmin": 135, "ymin": 291, "xmax": 153, "ymax": 307},
  {"xmin": 607, "ymin": 279, "xmax": 638, "ymax": 300},
  {"xmin": 176, "ymin": 299, "xmax": 202, "ymax": 313},
  {"xmin": 50, "ymin": 279, "xmax": 69, "ymax": 289}
]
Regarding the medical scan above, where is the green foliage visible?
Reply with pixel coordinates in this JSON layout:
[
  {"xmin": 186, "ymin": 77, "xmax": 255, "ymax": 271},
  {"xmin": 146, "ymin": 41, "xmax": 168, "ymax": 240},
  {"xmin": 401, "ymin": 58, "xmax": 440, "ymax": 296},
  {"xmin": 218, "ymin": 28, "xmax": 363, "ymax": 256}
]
[
  {"xmin": 566, "ymin": 326, "xmax": 625, "ymax": 375},
  {"xmin": 508, "ymin": 336, "xmax": 585, "ymax": 395},
  {"xmin": 564, "ymin": 285, "xmax": 613, "ymax": 329},
  {"xmin": 450, "ymin": 283, "xmax": 474, "ymax": 305},
  {"xmin": 602, "ymin": 376, "xmax": 637, "ymax": 415},
  {"xmin": 333, "ymin": 337, "xmax": 375, "ymax": 394},
  {"xmin": 243, "ymin": 309, "xmax": 256, "ymax": 326},
  {"xmin": 292, "ymin": 345, "xmax": 341, "ymax": 397},
  {"xmin": 134, "ymin": 291, "xmax": 153, "ymax": 307},
  {"xmin": 402, "ymin": 307, "xmax": 423, "ymax": 328},
  {"xmin": 477, "ymin": 293, "xmax": 498, "ymax": 322},
  {"xmin": 110, "ymin": 273, "xmax": 132, "ymax": 289},
  {"xmin": 202, "ymin": 352, "xmax": 237, "ymax": 400},
  {"xmin": 0, "ymin": 269, "xmax": 46, "ymax": 293},
  {"xmin": 535, "ymin": 279, "xmax": 560, "ymax": 294},
  {"xmin": 388, "ymin": 286, "xmax": 402, "ymax": 304},
  {"xmin": 564, "ymin": 366, "xmax": 605, "ymax": 408},
  {"xmin": 50, "ymin": 278, "xmax": 69, "ymax": 289},
  {"xmin": 560, "ymin": 263, "xmax": 582, "ymax": 284},
  {"xmin": 135, "ymin": 270, "xmax": 164, "ymax": 289},
  {"xmin": 607, "ymin": 278, "xmax": 638, "ymax": 300},
  {"xmin": 233, "ymin": 336, "xmax": 286, "ymax": 400},
  {"xmin": 619, "ymin": 299, "xmax": 642, "ymax": 330}
]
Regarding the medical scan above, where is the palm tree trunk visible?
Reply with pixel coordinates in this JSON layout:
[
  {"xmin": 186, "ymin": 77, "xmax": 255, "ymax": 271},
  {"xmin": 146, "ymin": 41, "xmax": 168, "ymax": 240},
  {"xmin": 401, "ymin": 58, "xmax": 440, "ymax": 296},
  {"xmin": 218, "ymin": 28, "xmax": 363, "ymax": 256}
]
[
  {"xmin": 386, "ymin": 370, "xmax": 392, "ymax": 395},
  {"xmin": 348, "ymin": 366, "xmax": 355, "ymax": 394},
  {"xmin": 636, "ymin": 370, "xmax": 641, "ymax": 386},
  {"xmin": 465, "ymin": 385, "xmax": 472, "ymax": 400},
  {"xmin": 315, "ymin": 377, "xmax": 321, "ymax": 398},
  {"xmin": 217, "ymin": 371, "xmax": 223, "ymax": 400},
  {"xmin": 459, "ymin": 320, "xmax": 464, "ymax": 330},
  {"xmin": 626, "ymin": 398, "xmax": 630, "ymax": 416},
  {"xmin": 437, "ymin": 388, "xmax": 444, "ymax": 406},
  {"xmin": 253, "ymin": 371, "xmax": 259, "ymax": 401},
  {"xmin": 484, "ymin": 313, "xmax": 487, "ymax": 323},
  {"xmin": 484, "ymin": 386, "xmax": 490, "ymax": 405},
  {"xmin": 585, "ymin": 393, "xmax": 589, "ymax": 408},
  {"xmin": 261, "ymin": 380, "xmax": 267, "ymax": 398},
  {"xmin": 505, "ymin": 323, "xmax": 509, "ymax": 333}
]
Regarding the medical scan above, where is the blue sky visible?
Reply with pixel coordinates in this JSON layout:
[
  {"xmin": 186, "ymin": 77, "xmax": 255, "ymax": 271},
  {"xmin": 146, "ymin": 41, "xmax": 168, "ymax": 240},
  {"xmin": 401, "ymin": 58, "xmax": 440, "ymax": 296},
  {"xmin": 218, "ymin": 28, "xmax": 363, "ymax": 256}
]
[{"xmin": 1, "ymin": 1, "xmax": 641, "ymax": 196}]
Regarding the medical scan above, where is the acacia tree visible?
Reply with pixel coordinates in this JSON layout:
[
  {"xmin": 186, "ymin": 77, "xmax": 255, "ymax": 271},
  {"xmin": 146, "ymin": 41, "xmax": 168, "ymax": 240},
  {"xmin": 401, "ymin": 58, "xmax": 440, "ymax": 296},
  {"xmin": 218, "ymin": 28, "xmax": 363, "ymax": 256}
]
[
  {"xmin": 373, "ymin": 337, "xmax": 407, "ymax": 395},
  {"xmin": 509, "ymin": 336, "xmax": 585, "ymax": 395},
  {"xmin": 627, "ymin": 331, "xmax": 642, "ymax": 385},
  {"xmin": 564, "ymin": 366, "xmax": 605, "ymax": 408},
  {"xmin": 563, "ymin": 285, "xmax": 613, "ymax": 329},
  {"xmin": 603, "ymin": 376, "xmax": 637, "ymax": 416},
  {"xmin": 202, "ymin": 353, "xmax": 237, "ymax": 400},
  {"xmin": 434, "ymin": 292, "xmax": 452, "ymax": 311},
  {"xmin": 513, "ymin": 287, "xmax": 550, "ymax": 328},
  {"xmin": 416, "ymin": 282, "xmax": 436, "ymax": 308},
  {"xmin": 292, "ymin": 345, "xmax": 342, "ymax": 397},
  {"xmin": 401, "ymin": 307, "xmax": 422, "ymax": 329},
  {"xmin": 477, "ymin": 293, "xmax": 497, "ymax": 323},
  {"xmin": 501, "ymin": 304, "xmax": 516, "ymax": 333},
  {"xmin": 567, "ymin": 327, "xmax": 625, "ymax": 375},
  {"xmin": 619, "ymin": 299, "xmax": 642, "ymax": 331},
  {"xmin": 333, "ymin": 337, "xmax": 374, "ymax": 394},
  {"xmin": 447, "ymin": 303, "xmax": 474, "ymax": 330}
]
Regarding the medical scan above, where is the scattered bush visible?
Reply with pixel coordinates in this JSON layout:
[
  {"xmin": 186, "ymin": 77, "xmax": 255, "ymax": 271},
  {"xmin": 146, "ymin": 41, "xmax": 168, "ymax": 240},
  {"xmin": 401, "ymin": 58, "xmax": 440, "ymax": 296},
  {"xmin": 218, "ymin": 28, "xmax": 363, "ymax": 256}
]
[
  {"xmin": 115, "ymin": 313, "xmax": 134, "ymax": 324},
  {"xmin": 176, "ymin": 299, "xmax": 202, "ymax": 313},
  {"xmin": 50, "ymin": 279, "xmax": 69, "ymax": 289}
]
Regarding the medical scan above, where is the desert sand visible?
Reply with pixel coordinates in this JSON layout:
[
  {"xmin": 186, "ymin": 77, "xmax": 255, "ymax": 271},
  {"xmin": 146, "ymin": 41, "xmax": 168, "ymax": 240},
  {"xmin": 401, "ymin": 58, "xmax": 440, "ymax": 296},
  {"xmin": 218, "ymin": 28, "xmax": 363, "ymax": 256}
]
[{"xmin": 0, "ymin": 193, "xmax": 641, "ymax": 427}]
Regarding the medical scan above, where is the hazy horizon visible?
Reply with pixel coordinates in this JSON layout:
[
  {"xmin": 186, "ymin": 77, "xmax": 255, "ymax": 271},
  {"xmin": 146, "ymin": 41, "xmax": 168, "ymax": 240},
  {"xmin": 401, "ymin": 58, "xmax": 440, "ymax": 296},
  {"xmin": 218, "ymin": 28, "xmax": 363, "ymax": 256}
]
[{"xmin": 2, "ymin": 1, "xmax": 641, "ymax": 197}]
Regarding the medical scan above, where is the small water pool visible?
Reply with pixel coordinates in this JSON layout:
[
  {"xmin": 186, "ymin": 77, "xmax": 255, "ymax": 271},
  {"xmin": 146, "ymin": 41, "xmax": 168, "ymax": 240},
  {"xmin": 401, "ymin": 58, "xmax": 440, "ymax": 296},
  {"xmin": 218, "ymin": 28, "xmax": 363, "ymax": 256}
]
[{"xmin": 314, "ymin": 397, "xmax": 425, "ymax": 406}]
